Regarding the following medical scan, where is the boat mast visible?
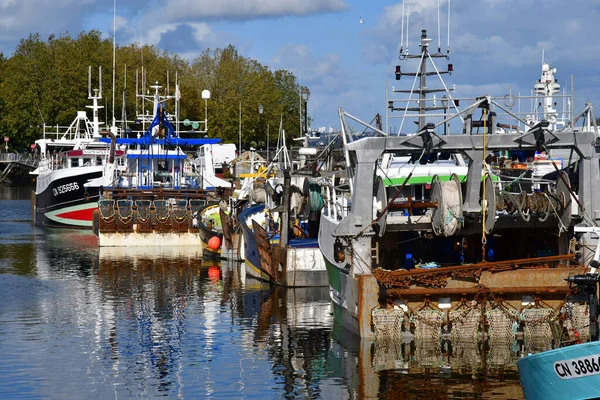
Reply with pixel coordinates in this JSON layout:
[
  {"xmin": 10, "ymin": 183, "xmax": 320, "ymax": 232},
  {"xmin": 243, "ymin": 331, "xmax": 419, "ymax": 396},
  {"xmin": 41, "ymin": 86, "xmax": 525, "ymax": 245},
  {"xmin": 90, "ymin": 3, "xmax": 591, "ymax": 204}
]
[
  {"xmin": 392, "ymin": 29, "xmax": 454, "ymax": 133},
  {"xmin": 87, "ymin": 66, "xmax": 103, "ymax": 139},
  {"xmin": 111, "ymin": 0, "xmax": 117, "ymax": 135}
]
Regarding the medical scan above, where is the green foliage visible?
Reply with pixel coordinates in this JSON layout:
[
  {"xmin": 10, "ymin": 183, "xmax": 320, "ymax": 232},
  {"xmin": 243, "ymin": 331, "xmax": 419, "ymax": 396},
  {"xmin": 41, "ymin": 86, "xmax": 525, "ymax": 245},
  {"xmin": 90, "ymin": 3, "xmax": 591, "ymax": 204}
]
[{"xmin": 0, "ymin": 31, "xmax": 302, "ymax": 151}]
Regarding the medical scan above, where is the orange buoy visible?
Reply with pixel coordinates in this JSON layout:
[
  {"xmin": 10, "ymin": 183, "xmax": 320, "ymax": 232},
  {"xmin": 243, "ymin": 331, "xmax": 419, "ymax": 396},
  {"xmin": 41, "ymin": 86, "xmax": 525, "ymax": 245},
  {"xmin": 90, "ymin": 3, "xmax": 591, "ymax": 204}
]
[
  {"xmin": 208, "ymin": 236, "xmax": 221, "ymax": 250},
  {"xmin": 208, "ymin": 266, "xmax": 220, "ymax": 282}
]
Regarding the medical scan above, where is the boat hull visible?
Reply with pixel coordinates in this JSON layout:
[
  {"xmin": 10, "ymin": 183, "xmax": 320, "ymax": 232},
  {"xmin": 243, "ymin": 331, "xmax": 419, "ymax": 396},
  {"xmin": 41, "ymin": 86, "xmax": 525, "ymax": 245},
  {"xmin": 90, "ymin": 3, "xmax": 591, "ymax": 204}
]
[
  {"xmin": 518, "ymin": 341, "xmax": 600, "ymax": 400},
  {"xmin": 240, "ymin": 204, "xmax": 272, "ymax": 282},
  {"xmin": 319, "ymin": 213, "xmax": 368, "ymax": 336},
  {"xmin": 241, "ymin": 204, "xmax": 328, "ymax": 287},
  {"xmin": 34, "ymin": 167, "xmax": 103, "ymax": 228},
  {"xmin": 318, "ymin": 208, "xmax": 587, "ymax": 340},
  {"xmin": 197, "ymin": 204, "xmax": 224, "ymax": 258}
]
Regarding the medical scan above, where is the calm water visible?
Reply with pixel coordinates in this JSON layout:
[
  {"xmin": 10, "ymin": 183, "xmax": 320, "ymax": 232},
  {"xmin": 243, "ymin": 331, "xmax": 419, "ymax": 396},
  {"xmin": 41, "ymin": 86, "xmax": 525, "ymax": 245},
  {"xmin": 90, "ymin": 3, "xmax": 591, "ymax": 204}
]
[{"xmin": 0, "ymin": 185, "xmax": 524, "ymax": 399}]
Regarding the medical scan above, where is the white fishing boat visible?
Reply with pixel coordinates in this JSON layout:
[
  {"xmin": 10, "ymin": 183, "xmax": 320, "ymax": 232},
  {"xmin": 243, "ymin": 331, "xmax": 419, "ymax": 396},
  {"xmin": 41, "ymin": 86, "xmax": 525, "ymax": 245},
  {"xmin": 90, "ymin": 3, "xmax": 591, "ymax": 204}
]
[
  {"xmin": 317, "ymin": 21, "xmax": 598, "ymax": 355},
  {"xmin": 94, "ymin": 78, "xmax": 232, "ymax": 247},
  {"xmin": 31, "ymin": 67, "xmax": 125, "ymax": 228}
]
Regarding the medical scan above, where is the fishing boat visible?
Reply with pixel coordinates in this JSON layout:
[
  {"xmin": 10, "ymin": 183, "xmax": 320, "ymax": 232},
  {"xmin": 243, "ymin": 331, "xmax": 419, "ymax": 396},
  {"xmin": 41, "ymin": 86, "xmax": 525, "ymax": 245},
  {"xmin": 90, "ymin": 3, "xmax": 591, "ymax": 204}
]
[
  {"xmin": 318, "ymin": 24, "xmax": 599, "ymax": 353},
  {"xmin": 237, "ymin": 130, "xmax": 330, "ymax": 287},
  {"xmin": 517, "ymin": 257, "xmax": 600, "ymax": 400},
  {"xmin": 31, "ymin": 67, "xmax": 125, "ymax": 228},
  {"xmin": 94, "ymin": 77, "xmax": 231, "ymax": 246},
  {"xmin": 196, "ymin": 202, "xmax": 229, "ymax": 258}
]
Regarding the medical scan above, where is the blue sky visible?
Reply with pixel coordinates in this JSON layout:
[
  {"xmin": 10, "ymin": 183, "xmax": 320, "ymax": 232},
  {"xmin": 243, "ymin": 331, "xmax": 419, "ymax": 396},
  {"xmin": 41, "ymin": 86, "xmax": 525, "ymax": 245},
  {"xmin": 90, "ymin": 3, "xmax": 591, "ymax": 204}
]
[{"xmin": 1, "ymin": 0, "xmax": 599, "ymax": 133}]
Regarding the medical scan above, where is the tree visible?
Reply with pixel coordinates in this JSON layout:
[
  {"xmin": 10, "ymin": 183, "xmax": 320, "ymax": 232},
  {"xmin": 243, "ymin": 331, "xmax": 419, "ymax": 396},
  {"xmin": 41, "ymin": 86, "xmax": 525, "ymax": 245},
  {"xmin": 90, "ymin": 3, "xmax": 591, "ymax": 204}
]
[{"xmin": 0, "ymin": 32, "xmax": 302, "ymax": 153}]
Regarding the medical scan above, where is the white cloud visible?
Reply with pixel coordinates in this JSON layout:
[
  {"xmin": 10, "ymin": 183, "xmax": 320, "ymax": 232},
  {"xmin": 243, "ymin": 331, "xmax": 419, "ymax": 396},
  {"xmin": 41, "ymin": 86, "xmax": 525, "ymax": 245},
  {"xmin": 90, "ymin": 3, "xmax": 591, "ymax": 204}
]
[
  {"xmin": 145, "ymin": 0, "xmax": 347, "ymax": 23},
  {"xmin": 271, "ymin": 44, "xmax": 343, "ymax": 86},
  {"xmin": 144, "ymin": 23, "xmax": 180, "ymax": 47}
]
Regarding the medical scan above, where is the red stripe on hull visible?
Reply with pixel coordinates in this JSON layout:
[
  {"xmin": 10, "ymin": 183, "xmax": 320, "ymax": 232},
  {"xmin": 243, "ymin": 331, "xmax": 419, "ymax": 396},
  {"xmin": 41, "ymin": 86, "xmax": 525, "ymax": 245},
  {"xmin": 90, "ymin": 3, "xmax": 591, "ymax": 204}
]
[{"xmin": 55, "ymin": 207, "xmax": 95, "ymax": 222}]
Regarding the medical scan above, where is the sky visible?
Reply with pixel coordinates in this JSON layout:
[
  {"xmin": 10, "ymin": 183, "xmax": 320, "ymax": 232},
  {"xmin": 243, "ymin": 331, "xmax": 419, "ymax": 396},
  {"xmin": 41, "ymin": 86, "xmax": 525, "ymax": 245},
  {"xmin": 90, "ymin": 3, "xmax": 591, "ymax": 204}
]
[{"xmin": 0, "ymin": 0, "xmax": 599, "ymax": 134}]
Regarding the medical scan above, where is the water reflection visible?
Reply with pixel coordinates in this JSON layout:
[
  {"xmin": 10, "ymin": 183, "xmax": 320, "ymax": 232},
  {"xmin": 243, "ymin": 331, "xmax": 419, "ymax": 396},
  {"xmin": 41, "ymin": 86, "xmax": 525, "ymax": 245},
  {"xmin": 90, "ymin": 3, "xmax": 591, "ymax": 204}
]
[
  {"xmin": 0, "ymin": 202, "xmax": 526, "ymax": 398},
  {"xmin": 95, "ymin": 246, "xmax": 335, "ymax": 399}
]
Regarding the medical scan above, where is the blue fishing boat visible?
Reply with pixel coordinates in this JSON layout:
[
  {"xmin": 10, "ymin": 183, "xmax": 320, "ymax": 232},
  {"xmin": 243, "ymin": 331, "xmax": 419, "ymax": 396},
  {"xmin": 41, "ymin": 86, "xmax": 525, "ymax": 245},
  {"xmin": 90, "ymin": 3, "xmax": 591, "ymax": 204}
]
[
  {"xmin": 518, "ymin": 341, "xmax": 600, "ymax": 399},
  {"xmin": 239, "ymin": 202, "xmax": 326, "ymax": 287},
  {"xmin": 518, "ymin": 270, "xmax": 600, "ymax": 399}
]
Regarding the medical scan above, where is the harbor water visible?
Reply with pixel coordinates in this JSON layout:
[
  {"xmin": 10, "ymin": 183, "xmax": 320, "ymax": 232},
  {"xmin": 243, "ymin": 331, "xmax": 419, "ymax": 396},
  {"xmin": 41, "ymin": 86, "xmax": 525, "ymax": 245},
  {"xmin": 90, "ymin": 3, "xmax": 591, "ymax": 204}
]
[{"xmin": 0, "ymin": 185, "xmax": 524, "ymax": 399}]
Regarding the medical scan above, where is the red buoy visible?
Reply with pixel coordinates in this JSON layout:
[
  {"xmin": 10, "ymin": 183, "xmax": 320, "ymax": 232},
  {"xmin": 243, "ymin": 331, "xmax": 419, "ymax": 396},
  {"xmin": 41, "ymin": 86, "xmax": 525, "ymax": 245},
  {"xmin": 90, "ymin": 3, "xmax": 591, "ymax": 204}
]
[
  {"xmin": 208, "ymin": 266, "xmax": 221, "ymax": 282},
  {"xmin": 208, "ymin": 236, "xmax": 221, "ymax": 250}
]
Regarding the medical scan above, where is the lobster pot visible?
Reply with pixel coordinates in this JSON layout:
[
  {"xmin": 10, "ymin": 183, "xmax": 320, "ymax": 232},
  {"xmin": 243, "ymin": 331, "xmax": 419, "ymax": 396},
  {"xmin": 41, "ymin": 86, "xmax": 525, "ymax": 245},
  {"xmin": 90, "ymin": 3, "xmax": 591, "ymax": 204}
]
[
  {"xmin": 135, "ymin": 200, "xmax": 153, "ymax": 233},
  {"xmin": 116, "ymin": 200, "xmax": 133, "ymax": 232},
  {"xmin": 98, "ymin": 199, "xmax": 116, "ymax": 232},
  {"xmin": 154, "ymin": 200, "xmax": 171, "ymax": 233},
  {"xmin": 372, "ymin": 308, "xmax": 405, "ymax": 371}
]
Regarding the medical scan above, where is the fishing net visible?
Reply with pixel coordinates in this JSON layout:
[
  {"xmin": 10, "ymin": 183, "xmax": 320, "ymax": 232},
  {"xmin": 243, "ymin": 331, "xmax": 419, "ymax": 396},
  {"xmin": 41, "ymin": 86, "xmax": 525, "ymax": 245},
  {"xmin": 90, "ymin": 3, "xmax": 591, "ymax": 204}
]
[
  {"xmin": 116, "ymin": 199, "xmax": 133, "ymax": 232},
  {"xmin": 410, "ymin": 307, "xmax": 445, "ymax": 369},
  {"xmin": 171, "ymin": 199, "xmax": 189, "ymax": 232},
  {"xmin": 99, "ymin": 199, "xmax": 115, "ymax": 219},
  {"xmin": 449, "ymin": 307, "xmax": 481, "ymax": 343},
  {"xmin": 562, "ymin": 302, "xmax": 590, "ymax": 343},
  {"xmin": 411, "ymin": 309, "xmax": 445, "ymax": 342},
  {"xmin": 521, "ymin": 307, "xmax": 554, "ymax": 354},
  {"xmin": 154, "ymin": 199, "xmax": 171, "ymax": 232},
  {"xmin": 487, "ymin": 307, "xmax": 518, "ymax": 342},
  {"xmin": 135, "ymin": 200, "xmax": 153, "ymax": 233},
  {"xmin": 98, "ymin": 199, "xmax": 116, "ymax": 232},
  {"xmin": 486, "ymin": 307, "xmax": 518, "ymax": 368},
  {"xmin": 372, "ymin": 308, "xmax": 405, "ymax": 371}
]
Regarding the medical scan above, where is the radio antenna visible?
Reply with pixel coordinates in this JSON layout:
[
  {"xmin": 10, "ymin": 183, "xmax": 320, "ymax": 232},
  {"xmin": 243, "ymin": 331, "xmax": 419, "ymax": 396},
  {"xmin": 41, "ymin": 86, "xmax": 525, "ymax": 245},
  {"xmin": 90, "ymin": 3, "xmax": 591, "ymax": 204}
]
[
  {"xmin": 405, "ymin": 3, "xmax": 410, "ymax": 50},
  {"xmin": 437, "ymin": 0, "xmax": 441, "ymax": 52},
  {"xmin": 447, "ymin": 0, "xmax": 451, "ymax": 54},
  {"xmin": 400, "ymin": 1, "xmax": 405, "ymax": 53}
]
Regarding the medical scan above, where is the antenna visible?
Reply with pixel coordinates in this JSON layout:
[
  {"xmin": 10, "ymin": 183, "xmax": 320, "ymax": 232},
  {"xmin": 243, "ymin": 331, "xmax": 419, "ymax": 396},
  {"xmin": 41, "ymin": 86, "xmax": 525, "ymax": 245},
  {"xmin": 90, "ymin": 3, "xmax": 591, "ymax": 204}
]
[
  {"xmin": 121, "ymin": 64, "xmax": 127, "ymax": 134},
  {"xmin": 88, "ymin": 66, "xmax": 92, "ymax": 98},
  {"xmin": 437, "ymin": 0, "xmax": 441, "ymax": 52},
  {"xmin": 542, "ymin": 49, "xmax": 545, "ymax": 65},
  {"xmin": 400, "ymin": 1, "xmax": 404, "ymax": 53},
  {"xmin": 135, "ymin": 69, "xmax": 139, "ymax": 117},
  {"xmin": 406, "ymin": 4, "xmax": 410, "ymax": 50},
  {"xmin": 447, "ymin": 0, "xmax": 451, "ymax": 53},
  {"xmin": 112, "ymin": 0, "xmax": 116, "ymax": 131}
]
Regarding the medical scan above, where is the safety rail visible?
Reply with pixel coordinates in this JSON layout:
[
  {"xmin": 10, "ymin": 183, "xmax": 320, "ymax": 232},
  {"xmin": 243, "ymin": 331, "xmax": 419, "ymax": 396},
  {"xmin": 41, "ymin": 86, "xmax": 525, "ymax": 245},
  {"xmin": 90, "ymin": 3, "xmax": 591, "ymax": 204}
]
[
  {"xmin": 321, "ymin": 174, "xmax": 351, "ymax": 221},
  {"xmin": 0, "ymin": 153, "xmax": 38, "ymax": 167}
]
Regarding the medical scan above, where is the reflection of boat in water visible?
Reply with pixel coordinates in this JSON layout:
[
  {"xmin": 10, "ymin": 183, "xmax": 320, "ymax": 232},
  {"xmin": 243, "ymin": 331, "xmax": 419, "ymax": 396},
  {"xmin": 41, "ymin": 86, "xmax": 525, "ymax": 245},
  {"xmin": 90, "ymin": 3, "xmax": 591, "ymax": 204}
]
[
  {"xmin": 97, "ymin": 244, "xmax": 204, "ymax": 261},
  {"xmin": 240, "ymin": 284, "xmax": 333, "ymax": 397},
  {"xmin": 324, "ymin": 322, "xmax": 524, "ymax": 399}
]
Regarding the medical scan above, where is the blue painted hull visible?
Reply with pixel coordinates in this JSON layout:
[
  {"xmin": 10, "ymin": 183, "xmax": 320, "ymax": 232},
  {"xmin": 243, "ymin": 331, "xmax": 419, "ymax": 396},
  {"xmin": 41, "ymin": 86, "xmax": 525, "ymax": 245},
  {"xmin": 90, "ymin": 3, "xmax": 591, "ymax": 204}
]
[
  {"xmin": 239, "ymin": 204, "xmax": 320, "ymax": 284},
  {"xmin": 239, "ymin": 204, "xmax": 270, "ymax": 281},
  {"xmin": 518, "ymin": 341, "xmax": 600, "ymax": 399}
]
